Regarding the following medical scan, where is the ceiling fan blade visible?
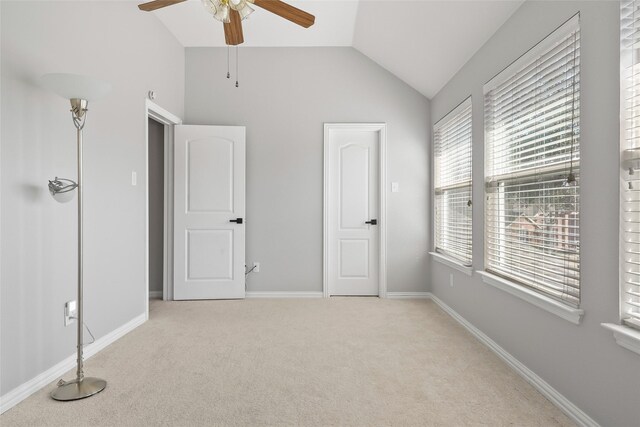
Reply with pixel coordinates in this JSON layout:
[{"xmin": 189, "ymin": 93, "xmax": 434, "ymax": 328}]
[
  {"xmin": 138, "ymin": 0, "xmax": 187, "ymax": 12},
  {"xmin": 252, "ymin": 0, "xmax": 315, "ymax": 28},
  {"xmin": 224, "ymin": 10, "xmax": 244, "ymax": 46}
]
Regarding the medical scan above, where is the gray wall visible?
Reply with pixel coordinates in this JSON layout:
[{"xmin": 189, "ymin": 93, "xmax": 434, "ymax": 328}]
[
  {"xmin": 148, "ymin": 119, "xmax": 165, "ymax": 296},
  {"xmin": 429, "ymin": 2, "xmax": 639, "ymax": 426},
  {"xmin": 0, "ymin": 1, "xmax": 184, "ymax": 395},
  {"xmin": 185, "ymin": 47, "xmax": 431, "ymax": 294}
]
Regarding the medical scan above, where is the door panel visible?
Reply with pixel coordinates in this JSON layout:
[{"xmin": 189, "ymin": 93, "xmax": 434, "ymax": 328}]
[
  {"xmin": 339, "ymin": 239, "xmax": 369, "ymax": 278},
  {"xmin": 174, "ymin": 125, "xmax": 245, "ymax": 300},
  {"xmin": 186, "ymin": 229, "xmax": 233, "ymax": 280},
  {"xmin": 327, "ymin": 126, "xmax": 381, "ymax": 296},
  {"xmin": 340, "ymin": 144, "xmax": 370, "ymax": 229},
  {"xmin": 187, "ymin": 139, "xmax": 234, "ymax": 212}
]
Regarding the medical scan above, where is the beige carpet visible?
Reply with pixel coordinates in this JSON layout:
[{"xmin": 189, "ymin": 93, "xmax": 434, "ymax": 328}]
[{"xmin": 1, "ymin": 298, "xmax": 573, "ymax": 426}]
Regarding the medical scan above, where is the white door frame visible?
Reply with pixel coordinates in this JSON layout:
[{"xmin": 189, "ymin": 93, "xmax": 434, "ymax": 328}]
[
  {"xmin": 145, "ymin": 99, "xmax": 182, "ymax": 318},
  {"xmin": 323, "ymin": 123, "xmax": 387, "ymax": 298}
]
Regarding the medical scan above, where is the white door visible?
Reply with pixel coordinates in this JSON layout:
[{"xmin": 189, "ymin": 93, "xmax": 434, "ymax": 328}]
[
  {"xmin": 174, "ymin": 125, "xmax": 246, "ymax": 300},
  {"xmin": 325, "ymin": 124, "xmax": 383, "ymax": 296}
]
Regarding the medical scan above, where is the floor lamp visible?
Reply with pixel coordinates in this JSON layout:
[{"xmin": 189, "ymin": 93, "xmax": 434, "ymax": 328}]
[{"xmin": 42, "ymin": 73, "xmax": 111, "ymax": 401}]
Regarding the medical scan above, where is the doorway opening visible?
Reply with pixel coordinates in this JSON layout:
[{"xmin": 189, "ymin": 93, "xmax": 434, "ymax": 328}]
[
  {"xmin": 145, "ymin": 100, "xmax": 181, "ymax": 318},
  {"xmin": 148, "ymin": 117, "xmax": 164, "ymax": 301}
]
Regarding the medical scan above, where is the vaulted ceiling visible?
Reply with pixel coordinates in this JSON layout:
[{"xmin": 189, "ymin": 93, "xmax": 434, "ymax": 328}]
[{"xmin": 151, "ymin": 0, "xmax": 524, "ymax": 99}]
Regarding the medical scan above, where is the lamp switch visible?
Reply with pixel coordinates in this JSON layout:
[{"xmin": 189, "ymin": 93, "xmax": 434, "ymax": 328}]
[
  {"xmin": 64, "ymin": 300, "xmax": 77, "ymax": 327},
  {"xmin": 253, "ymin": 262, "xmax": 260, "ymax": 273},
  {"xmin": 131, "ymin": 171, "xmax": 137, "ymax": 186},
  {"xmin": 391, "ymin": 182, "xmax": 399, "ymax": 193}
]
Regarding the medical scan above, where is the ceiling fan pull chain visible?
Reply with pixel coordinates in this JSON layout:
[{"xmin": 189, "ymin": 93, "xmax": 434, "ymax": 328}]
[
  {"xmin": 235, "ymin": 46, "xmax": 239, "ymax": 88},
  {"xmin": 226, "ymin": 46, "xmax": 230, "ymax": 79}
]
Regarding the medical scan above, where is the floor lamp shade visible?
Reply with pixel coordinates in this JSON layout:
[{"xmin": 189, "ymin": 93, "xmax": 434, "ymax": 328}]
[{"xmin": 41, "ymin": 73, "xmax": 111, "ymax": 101}]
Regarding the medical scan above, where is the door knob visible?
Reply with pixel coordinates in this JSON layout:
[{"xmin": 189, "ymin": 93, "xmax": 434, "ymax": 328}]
[
  {"xmin": 365, "ymin": 219, "xmax": 378, "ymax": 225},
  {"xmin": 230, "ymin": 218, "xmax": 243, "ymax": 224}
]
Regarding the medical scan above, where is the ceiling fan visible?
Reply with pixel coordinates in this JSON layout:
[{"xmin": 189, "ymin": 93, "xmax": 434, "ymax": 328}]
[{"xmin": 138, "ymin": 0, "xmax": 316, "ymax": 46}]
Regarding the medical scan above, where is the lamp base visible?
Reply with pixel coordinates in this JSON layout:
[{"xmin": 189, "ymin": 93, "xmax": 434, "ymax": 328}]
[{"xmin": 50, "ymin": 377, "xmax": 106, "ymax": 401}]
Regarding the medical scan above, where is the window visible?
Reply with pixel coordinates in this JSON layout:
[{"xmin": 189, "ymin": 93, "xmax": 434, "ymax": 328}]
[
  {"xmin": 434, "ymin": 98, "xmax": 473, "ymax": 266},
  {"xmin": 620, "ymin": 1, "xmax": 640, "ymax": 331},
  {"xmin": 484, "ymin": 15, "xmax": 581, "ymax": 307}
]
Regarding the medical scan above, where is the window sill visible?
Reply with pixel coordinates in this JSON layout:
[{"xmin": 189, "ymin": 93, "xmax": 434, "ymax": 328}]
[
  {"xmin": 601, "ymin": 323, "xmax": 640, "ymax": 356},
  {"xmin": 429, "ymin": 252, "xmax": 473, "ymax": 276},
  {"xmin": 477, "ymin": 271, "xmax": 584, "ymax": 325}
]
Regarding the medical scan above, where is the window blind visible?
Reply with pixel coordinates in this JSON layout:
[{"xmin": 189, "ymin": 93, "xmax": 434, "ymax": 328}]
[
  {"xmin": 434, "ymin": 98, "xmax": 473, "ymax": 266},
  {"xmin": 484, "ymin": 15, "xmax": 581, "ymax": 307},
  {"xmin": 621, "ymin": 1, "xmax": 640, "ymax": 330}
]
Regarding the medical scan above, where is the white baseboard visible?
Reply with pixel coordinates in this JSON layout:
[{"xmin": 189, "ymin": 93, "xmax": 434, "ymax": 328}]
[
  {"xmin": 149, "ymin": 291, "xmax": 163, "ymax": 299},
  {"xmin": 0, "ymin": 313, "xmax": 146, "ymax": 415},
  {"xmin": 245, "ymin": 291, "xmax": 324, "ymax": 298},
  {"xmin": 428, "ymin": 293, "xmax": 599, "ymax": 427},
  {"xmin": 386, "ymin": 292, "xmax": 431, "ymax": 299},
  {"xmin": 247, "ymin": 291, "xmax": 432, "ymax": 299}
]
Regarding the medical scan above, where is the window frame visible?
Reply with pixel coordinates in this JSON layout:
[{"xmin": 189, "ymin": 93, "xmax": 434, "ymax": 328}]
[
  {"xmin": 432, "ymin": 97, "xmax": 473, "ymax": 269},
  {"xmin": 603, "ymin": 0, "xmax": 640, "ymax": 355},
  {"xmin": 482, "ymin": 14, "xmax": 582, "ymax": 320}
]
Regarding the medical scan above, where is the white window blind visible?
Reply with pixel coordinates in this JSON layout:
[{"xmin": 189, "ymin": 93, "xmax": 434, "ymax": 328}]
[
  {"xmin": 484, "ymin": 15, "xmax": 581, "ymax": 307},
  {"xmin": 621, "ymin": 1, "xmax": 640, "ymax": 330},
  {"xmin": 434, "ymin": 98, "xmax": 473, "ymax": 266}
]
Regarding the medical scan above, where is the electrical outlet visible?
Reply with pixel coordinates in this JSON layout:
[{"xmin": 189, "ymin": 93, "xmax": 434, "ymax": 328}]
[
  {"xmin": 253, "ymin": 262, "xmax": 260, "ymax": 273},
  {"xmin": 64, "ymin": 300, "xmax": 77, "ymax": 327},
  {"xmin": 449, "ymin": 273, "xmax": 454, "ymax": 288}
]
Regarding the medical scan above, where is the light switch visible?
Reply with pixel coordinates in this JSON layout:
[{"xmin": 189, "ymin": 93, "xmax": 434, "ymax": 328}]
[
  {"xmin": 131, "ymin": 171, "xmax": 137, "ymax": 186},
  {"xmin": 391, "ymin": 182, "xmax": 399, "ymax": 193}
]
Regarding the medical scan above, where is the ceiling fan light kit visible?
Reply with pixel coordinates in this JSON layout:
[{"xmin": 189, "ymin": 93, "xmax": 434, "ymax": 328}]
[{"xmin": 201, "ymin": 0, "xmax": 254, "ymax": 24}]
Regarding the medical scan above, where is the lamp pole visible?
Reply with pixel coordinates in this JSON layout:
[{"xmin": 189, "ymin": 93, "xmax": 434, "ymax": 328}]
[
  {"xmin": 74, "ymin": 99, "xmax": 86, "ymax": 384},
  {"xmin": 50, "ymin": 98, "xmax": 107, "ymax": 401}
]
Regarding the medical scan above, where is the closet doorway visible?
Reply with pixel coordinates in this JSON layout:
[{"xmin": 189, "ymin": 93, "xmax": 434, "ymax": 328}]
[
  {"xmin": 148, "ymin": 117, "xmax": 165, "ymax": 300},
  {"xmin": 145, "ymin": 100, "xmax": 181, "ymax": 318}
]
